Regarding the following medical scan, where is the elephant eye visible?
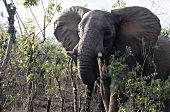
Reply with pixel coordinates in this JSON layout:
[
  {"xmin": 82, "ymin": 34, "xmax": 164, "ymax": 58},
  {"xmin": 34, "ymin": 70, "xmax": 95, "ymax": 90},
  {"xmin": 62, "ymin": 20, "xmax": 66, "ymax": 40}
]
[
  {"xmin": 103, "ymin": 39, "xmax": 109, "ymax": 48},
  {"xmin": 104, "ymin": 30, "xmax": 111, "ymax": 36},
  {"xmin": 104, "ymin": 47, "xmax": 108, "ymax": 50}
]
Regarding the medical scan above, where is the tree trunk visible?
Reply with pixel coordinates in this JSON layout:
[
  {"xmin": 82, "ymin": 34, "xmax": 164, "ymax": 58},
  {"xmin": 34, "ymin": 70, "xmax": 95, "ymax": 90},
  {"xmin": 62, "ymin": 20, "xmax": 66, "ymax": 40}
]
[{"xmin": 0, "ymin": 73, "xmax": 3, "ymax": 112}]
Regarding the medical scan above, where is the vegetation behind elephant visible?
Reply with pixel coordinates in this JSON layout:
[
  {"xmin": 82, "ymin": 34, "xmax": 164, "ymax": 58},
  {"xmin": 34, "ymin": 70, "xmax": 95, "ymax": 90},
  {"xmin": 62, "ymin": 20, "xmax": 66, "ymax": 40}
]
[{"xmin": 54, "ymin": 6, "xmax": 170, "ymax": 111}]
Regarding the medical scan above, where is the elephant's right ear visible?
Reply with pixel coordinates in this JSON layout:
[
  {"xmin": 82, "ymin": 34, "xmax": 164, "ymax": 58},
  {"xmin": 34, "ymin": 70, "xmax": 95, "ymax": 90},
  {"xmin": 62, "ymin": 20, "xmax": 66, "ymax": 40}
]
[{"xmin": 54, "ymin": 6, "xmax": 90, "ymax": 51}]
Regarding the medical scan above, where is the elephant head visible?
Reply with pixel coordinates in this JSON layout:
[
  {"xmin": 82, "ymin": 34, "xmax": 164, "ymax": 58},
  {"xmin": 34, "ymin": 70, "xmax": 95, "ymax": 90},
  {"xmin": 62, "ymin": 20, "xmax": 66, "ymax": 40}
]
[
  {"xmin": 54, "ymin": 6, "xmax": 162, "ymax": 111},
  {"xmin": 54, "ymin": 6, "xmax": 161, "ymax": 87}
]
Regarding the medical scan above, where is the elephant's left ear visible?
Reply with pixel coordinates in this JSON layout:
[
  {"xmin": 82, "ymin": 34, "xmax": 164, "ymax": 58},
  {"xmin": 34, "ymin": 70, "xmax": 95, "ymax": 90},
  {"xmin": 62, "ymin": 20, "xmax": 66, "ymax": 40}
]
[{"xmin": 111, "ymin": 6, "xmax": 161, "ymax": 55}]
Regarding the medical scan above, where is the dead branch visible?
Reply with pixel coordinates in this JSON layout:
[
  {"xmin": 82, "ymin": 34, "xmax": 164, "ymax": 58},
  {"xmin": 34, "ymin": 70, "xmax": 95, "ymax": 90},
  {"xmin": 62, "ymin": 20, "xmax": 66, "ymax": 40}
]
[
  {"xmin": 1, "ymin": 0, "xmax": 16, "ymax": 70},
  {"xmin": 55, "ymin": 75, "xmax": 65, "ymax": 112},
  {"xmin": 68, "ymin": 59, "xmax": 78, "ymax": 112}
]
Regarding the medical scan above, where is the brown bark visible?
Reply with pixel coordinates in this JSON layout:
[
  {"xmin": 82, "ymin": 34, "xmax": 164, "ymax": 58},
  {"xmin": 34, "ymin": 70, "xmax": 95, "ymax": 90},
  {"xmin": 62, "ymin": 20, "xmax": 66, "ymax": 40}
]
[
  {"xmin": 69, "ymin": 59, "xmax": 78, "ymax": 112},
  {"xmin": 109, "ymin": 94, "xmax": 118, "ymax": 112},
  {"xmin": 0, "ymin": 73, "xmax": 3, "ymax": 112},
  {"xmin": 97, "ymin": 57, "xmax": 110, "ymax": 112},
  {"xmin": 0, "ymin": 1, "xmax": 16, "ymax": 111},
  {"xmin": 1, "ymin": 0, "xmax": 16, "ymax": 70}
]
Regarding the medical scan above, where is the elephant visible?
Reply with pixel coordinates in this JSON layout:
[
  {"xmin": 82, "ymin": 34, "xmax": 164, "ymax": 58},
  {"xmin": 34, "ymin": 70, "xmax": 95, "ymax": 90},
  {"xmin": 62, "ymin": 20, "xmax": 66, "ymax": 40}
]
[{"xmin": 54, "ymin": 6, "xmax": 170, "ymax": 111}]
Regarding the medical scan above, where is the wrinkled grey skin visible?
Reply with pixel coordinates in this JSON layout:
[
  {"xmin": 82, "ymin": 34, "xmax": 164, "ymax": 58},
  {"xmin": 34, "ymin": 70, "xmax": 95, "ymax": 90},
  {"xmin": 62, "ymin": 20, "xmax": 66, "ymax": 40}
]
[{"xmin": 54, "ymin": 6, "xmax": 170, "ymax": 112}]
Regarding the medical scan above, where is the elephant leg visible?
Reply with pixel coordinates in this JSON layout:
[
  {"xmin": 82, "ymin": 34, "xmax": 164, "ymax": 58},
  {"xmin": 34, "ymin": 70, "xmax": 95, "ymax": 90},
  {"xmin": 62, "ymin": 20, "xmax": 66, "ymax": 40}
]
[
  {"xmin": 85, "ymin": 83, "xmax": 94, "ymax": 112},
  {"xmin": 165, "ymin": 99, "xmax": 170, "ymax": 112}
]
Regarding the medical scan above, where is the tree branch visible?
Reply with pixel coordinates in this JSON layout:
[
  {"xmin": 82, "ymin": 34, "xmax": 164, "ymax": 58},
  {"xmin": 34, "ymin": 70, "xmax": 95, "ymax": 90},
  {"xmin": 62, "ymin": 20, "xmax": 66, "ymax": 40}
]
[{"xmin": 1, "ymin": 0, "xmax": 16, "ymax": 70}]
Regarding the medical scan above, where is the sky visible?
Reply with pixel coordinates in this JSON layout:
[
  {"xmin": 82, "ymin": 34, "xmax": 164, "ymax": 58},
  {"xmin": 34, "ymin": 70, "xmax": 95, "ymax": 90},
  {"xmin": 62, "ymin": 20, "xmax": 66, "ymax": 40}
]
[
  {"xmin": 56, "ymin": 0, "xmax": 170, "ymax": 26},
  {"xmin": 0, "ymin": 0, "xmax": 170, "ymax": 37}
]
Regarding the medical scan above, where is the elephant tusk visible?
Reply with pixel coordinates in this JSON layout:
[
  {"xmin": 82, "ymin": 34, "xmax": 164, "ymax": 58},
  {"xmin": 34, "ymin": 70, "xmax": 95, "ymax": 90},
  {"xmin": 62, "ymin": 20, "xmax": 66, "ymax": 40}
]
[
  {"xmin": 98, "ymin": 52, "xmax": 102, "ymax": 58},
  {"xmin": 97, "ymin": 53, "xmax": 110, "ymax": 111},
  {"xmin": 66, "ymin": 51, "xmax": 75, "ymax": 56}
]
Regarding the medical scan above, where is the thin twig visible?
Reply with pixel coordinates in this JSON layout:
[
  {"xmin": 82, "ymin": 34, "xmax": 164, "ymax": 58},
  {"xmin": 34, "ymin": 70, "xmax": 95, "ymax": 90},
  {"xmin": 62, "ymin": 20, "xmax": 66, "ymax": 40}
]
[
  {"xmin": 41, "ymin": 0, "xmax": 46, "ymax": 43},
  {"xmin": 15, "ymin": 12, "xmax": 29, "ymax": 35},
  {"xmin": 40, "ymin": 0, "xmax": 46, "ymax": 13},
  {"xmin": 16, "ymin": 12, "xmax": 23, "ymax": 38},
  {"xmin": 55, "ymin": 75, "xmax": 65, "ymax": 112},
  {"xmin": 28, "ymin": 5, "xmax": 44, "ymax": 36},
  {"xmin": 35, "ymin": 2, "xmax": 61, "ymax": 38},
  {"xmin": 154, "ymin": 0, "xmax": 164, "ymax": 14}
]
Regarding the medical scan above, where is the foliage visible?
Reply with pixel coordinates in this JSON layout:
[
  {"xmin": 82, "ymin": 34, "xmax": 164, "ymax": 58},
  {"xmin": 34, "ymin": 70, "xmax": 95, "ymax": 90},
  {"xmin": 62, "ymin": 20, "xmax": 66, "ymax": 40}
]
[
  {"xmin": 46, "ymin": 0, "xmax": 62, "ymax": 23},
  {"xmin": 0, "ymin": 19, "xmax": 77, "ymax": 111},
  {"xmin": 150, "ymin": 0, "xmax": 166, "ymax": 15},
  {"xmin": 108, "ymin": 47, "xmax": 133, "ymax": 95},
  {"xmin": 0, "ymin": 24, "xmax": 8, "ymax": 61},
  {"xmin": 161, "ymin": 27, "xmax": 170, "ymax": 40},
  {"xmin": 0, "ymin": 18, "xmax": 101, "ymax": 110},
  {"xmin": 23, "ymin": 0, "xmax": 40, "ymax": 7},
  {"xmin": 107, "ymin": 45, "xmax": 170, "ymax": 111},
  {"xmin": 0, "ymin": 1, "xmax": 98, "ymax": 111},
  {"xmin": 0, "ymin": 0, "xmax": 170, "ymax": 111},
  {"xmin": 112, "ymin": 0, "xmax": 126, "ymax": 9}
]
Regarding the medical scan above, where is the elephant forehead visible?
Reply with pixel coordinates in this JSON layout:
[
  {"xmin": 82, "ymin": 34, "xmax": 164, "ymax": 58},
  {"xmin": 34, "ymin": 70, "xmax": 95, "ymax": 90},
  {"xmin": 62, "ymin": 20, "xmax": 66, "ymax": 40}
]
[
  {"xmin": 79, "ymin": 15, "xmax": 111, "ymax": 32},
  {"xmin": 84, "ymin": 10, "xmax": 105, "ymax": 16},
  {"xmin": 79, "ymin": 10, "xmax": 113, "ymax": 32},
  {"xmin": 82, "ymin": 10, "xmax": 112, "ymax": 22},
  {"xmin": 79, "ymin": 18, "xmax": 106, "ymax": 31}
]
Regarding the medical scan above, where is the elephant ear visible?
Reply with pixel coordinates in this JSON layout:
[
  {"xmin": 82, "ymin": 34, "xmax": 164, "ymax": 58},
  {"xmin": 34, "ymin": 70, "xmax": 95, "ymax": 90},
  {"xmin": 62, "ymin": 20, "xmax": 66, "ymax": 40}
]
[
  {"xmin": 111, "ymin": 6, "xmax": 161, "ymax": 55},
  {"xmin": 54, "ymin": 6, "xmax": 90, "ymax": 51}
]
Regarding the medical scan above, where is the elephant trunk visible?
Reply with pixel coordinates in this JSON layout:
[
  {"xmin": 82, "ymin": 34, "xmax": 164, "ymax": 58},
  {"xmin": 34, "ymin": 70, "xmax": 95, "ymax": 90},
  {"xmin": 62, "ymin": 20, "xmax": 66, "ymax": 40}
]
[
  {"xmin": 77, "ymin": 33, "xmax": 100, "ymax": 85},
  {"xmin": 77, "ymin": 55, "xmax": 97, "ymax": 85}
]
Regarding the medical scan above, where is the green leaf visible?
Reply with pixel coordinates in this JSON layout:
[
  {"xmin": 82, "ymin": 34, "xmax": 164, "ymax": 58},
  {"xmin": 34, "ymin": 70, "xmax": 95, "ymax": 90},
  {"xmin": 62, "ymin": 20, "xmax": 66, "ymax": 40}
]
[{"xmin": 23, "ymin": 0, "xmax": 40, "ymax": 7}]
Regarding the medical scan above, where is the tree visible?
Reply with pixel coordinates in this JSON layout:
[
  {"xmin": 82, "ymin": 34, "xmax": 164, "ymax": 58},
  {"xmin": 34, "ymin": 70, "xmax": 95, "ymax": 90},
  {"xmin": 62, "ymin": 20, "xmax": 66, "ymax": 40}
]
[{"xmin": 0, "ymin": 0, "xmax": 169, "ymax": 111}]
